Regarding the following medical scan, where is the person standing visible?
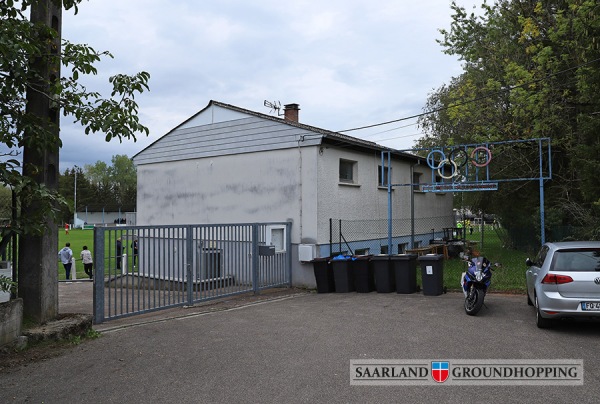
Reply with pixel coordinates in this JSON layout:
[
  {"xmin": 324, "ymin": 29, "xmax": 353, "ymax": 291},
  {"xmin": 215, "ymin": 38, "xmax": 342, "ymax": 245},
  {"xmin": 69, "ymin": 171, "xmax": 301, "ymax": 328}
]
[
  {"xmin": 64, "ymin": 223, "xmax": 69, "ymax": 235},
  {"xmin": 81, "ymin": 245, "xmax": 93, "ymax": 279},
  {"xmin": 116, "ymin": 238, "xmax": 122, "ymax": 270},
  {"xmin": 132, "ymin": 238, "xmax": 138, "ymax": 267},
  {"xmin": 58, "ymin": 242, "xmax": 73, "ymax": 280}
]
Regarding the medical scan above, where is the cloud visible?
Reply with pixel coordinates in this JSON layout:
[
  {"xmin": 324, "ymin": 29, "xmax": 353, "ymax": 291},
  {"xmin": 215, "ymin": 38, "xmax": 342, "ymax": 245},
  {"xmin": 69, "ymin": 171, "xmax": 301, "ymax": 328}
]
[{"xmin": 56, "ymin": 0, "xmax": 481, "ymax": 170}]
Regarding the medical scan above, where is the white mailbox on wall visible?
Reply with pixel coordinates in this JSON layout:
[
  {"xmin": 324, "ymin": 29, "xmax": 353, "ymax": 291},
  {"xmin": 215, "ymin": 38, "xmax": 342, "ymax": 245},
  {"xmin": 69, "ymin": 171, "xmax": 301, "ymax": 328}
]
[{"xmin": 298, "ymin": 244, "xmax": 315, "ymax": 262}]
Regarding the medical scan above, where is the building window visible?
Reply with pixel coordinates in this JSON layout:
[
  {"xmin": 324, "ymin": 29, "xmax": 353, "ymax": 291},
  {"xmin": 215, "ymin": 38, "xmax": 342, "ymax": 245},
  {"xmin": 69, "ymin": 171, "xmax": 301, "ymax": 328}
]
[
  {"xmin": 398, "ymin": 243, "xmax": 408, "ymax": 254},
  {"xmin": 380, "ymin": 245, "xmax": 389, "ymax": 254},
  {"xmin": 339, "ymin": 159, "xmax": 357, "ymax": 183},
  {"xmin": 413, "ymin": 172, "xmax": 422, "ymax": 191},
  {"xmin": 355, "ymin": 248, "xmax": 369, "ymax": 256},
  {"xmin": 378, "ymin": 165, "xmax": 391, "ymax": 187},
  {"xmin": 331, "ymin": 250, "xmax": 348, "ymax": 256}
]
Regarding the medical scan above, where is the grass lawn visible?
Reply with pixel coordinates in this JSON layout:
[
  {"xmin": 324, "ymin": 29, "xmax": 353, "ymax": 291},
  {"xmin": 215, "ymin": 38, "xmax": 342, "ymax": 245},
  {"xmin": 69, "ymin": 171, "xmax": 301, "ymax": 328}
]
[{"xmin": 440, "ymin": 229, "xmax": 529, "ymax": 293}]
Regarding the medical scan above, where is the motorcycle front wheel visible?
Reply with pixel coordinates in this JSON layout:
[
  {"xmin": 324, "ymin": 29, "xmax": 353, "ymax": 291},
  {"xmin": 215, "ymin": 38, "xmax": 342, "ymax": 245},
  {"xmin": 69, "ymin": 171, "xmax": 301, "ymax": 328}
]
[{"xmin": 464, "ymin": 286, "xmax": 484, "ymax": 316}]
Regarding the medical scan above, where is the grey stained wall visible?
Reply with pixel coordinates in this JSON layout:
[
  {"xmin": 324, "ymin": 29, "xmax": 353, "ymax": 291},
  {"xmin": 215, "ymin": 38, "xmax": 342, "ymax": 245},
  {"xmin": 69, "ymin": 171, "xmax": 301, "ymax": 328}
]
[{"xmin": 136, "ymin": 147, "xmax": 316, "ymax": 286}]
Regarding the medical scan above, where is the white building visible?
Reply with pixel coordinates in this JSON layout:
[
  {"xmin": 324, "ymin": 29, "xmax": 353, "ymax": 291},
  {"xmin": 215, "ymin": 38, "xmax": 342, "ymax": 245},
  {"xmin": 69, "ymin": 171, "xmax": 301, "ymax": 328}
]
[{"xmin": 132, "ymin": 101, "xmax": 453, "ymax": 287}]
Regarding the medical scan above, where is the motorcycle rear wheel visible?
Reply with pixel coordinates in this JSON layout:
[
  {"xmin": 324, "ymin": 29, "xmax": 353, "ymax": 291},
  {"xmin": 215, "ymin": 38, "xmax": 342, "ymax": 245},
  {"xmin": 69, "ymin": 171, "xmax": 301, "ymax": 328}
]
[{"xmin": 464, "ymin": 287, "xmax": 484, "ymax": 315}]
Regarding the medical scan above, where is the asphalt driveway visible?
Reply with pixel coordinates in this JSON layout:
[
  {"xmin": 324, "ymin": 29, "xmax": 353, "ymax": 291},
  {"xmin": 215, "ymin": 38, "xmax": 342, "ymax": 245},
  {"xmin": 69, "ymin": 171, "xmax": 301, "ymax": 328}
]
[{"xmin": 2, "ymin": 291, "xmax": 599, "ymax": 403}]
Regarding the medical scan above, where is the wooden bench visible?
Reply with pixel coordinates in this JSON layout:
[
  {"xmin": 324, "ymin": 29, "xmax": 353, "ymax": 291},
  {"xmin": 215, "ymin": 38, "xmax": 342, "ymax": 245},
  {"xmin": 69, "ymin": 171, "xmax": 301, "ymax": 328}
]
[{"xmin": 406, "ymin": 244, "xmax": 449, "ymax": 259}]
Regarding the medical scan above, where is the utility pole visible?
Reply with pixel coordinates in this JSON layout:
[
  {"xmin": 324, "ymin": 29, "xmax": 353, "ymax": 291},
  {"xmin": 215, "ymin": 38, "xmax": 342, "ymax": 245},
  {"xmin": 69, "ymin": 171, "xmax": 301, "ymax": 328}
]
[
  {"xmin": 18, "ymin": 1, "xmax": 62, "ymax": 323},
  {"xmin": 74, "ymin": 168, "xmax": 77, "ymax": 227}
]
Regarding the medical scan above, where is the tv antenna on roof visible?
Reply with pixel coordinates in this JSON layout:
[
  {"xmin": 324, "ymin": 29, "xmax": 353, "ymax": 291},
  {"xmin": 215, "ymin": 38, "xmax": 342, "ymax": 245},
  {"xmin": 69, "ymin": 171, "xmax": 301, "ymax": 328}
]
[{"xmin": 264, "ymin": 100, "xmax": 282, "ymax": 116}]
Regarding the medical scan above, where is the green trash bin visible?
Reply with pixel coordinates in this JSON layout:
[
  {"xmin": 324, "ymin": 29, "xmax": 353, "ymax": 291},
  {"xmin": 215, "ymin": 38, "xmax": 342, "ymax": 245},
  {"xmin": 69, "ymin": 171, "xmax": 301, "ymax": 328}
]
[
  {"xmin": 391, "ymin": 254, "xmax": 417, "ymax": 294},
  {"xmin": 312, "ymin": 257, "xmax": 335, "ymax": 293},
  {"xmin": 371, "ymin": 255, "xmax": 395, "ymax": 293},
  {"xmin": 418, "ymin": 254, "xmax": 444, "ymax": 296}
]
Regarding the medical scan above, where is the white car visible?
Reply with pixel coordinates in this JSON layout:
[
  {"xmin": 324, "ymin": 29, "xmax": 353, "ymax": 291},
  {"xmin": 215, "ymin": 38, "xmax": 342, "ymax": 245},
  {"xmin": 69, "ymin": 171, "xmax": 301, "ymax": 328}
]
[{"xmin": 525, "ymin": 241, "xmax": 600, "ymax": 328}]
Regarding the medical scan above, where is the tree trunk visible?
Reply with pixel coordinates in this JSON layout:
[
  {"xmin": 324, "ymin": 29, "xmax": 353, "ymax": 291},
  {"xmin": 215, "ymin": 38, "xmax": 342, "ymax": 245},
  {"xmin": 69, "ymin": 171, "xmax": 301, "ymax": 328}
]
[{"xmin": 18, "ymin": 1, "xmax": 62, "ymax": 324}]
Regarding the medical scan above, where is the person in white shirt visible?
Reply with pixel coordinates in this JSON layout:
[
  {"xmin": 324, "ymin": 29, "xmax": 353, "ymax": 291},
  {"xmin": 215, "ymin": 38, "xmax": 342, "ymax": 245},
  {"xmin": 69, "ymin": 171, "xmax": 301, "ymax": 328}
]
[
  {"xmin": 58, "ymin": 243, "xmax": 73, "ymax": 280},
  {"xmin": 81, "ymin": 245, "xmax": 93, "ymax": 279}
]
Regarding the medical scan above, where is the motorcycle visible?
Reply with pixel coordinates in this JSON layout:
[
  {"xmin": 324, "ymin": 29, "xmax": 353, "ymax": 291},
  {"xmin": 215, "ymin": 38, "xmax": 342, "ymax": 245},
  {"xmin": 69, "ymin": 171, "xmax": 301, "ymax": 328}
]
[{"xmin": 460, "ymin": 256, "xmax": 493, "ymax": 315}]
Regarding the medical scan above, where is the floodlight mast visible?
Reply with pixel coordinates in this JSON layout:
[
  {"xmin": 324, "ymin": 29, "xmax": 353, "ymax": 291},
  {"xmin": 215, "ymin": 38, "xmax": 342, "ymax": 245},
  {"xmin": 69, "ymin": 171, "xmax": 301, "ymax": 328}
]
[{"xmin": 74, "ymin": 168, "xmax": 77, "ymax": 227}]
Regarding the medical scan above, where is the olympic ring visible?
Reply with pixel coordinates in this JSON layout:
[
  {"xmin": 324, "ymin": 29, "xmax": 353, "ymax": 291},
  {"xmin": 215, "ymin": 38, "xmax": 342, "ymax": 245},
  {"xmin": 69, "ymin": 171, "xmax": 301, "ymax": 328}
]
[
  {"xmin": 470, "ymin": 146, "xmax": 492, "ymax": 167},
  {"xmin": 426, "ymin": 150, "xmax": 446, "ymax": 170},
  {"xmin": 425, "ymin": 146, "xmax": 493, "ymax": 177},
  {"xmin": 437, "ymin": 158, "xmax": 458, "ymax": 179},
  {"xmin": 448, "ymin": 148, "xmax": 469, "ymax": 169}
]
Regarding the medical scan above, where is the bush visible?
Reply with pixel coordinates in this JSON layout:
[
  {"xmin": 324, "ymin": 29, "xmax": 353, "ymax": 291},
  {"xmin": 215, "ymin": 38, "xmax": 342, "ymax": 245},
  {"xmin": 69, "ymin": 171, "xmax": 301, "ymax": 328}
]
[{"xmin": 0, "ymin": 274, "xmax": 16, "ymax": 294}]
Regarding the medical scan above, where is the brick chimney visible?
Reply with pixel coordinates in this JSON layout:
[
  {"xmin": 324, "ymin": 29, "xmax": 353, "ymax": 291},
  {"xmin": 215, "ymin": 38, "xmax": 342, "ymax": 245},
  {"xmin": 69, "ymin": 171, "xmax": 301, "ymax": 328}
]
[{"xmin": 283, "ymin": 103, "xmax": 300, "ymax": 122}]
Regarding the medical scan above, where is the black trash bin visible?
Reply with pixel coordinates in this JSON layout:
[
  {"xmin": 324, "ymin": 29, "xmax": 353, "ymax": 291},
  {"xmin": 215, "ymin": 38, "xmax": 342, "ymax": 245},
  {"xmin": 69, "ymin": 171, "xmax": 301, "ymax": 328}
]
[
  {"xmin": 418, "ymin": 254, "xmax": 444, "ymax": 296},
  {"xmin": 371, "ymin": 255, "xmax": 396, "ymax": 293},
  {"xmin": 331, "ymin": 255, "xmax": 355, "ymax": 293},
  {"xmin": 312, "ymin": 257, "xmax": 335, "ymax": 293},
  {"xmin": 353, "ymin": 255, "xmax": 374, "ymax": 293},
  {"xmin": 391, "ymin": 254, "xmax": 417, "ymax": 294}
]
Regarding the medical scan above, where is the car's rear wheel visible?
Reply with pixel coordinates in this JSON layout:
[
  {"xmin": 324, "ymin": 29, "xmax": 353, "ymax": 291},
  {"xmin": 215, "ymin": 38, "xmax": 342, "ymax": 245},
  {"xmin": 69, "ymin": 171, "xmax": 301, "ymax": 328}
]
[{"xmin": 535, "ymin": 295, "xmax": 552, "ymax": 329}]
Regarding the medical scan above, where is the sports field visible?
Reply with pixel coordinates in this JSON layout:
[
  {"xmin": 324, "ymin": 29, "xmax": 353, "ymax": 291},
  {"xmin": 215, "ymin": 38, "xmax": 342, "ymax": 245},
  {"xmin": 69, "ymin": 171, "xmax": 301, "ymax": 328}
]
[{"xmin": 58, "ymin": 228, "xmax": 94, "ymax": 280}]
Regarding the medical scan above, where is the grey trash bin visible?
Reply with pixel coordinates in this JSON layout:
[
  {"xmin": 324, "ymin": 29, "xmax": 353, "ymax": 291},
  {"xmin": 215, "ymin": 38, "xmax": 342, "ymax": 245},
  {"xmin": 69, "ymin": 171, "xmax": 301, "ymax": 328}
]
[
  {"xmin": 418, "ymin": 254, "xmax": 444, "ymax": 296},
  {"xmin": 392, "ymin": 254, "xmax": 417, "ymax": 294},
  {"xmin": 371, "ymin": 255, "xmax": 395, "ymax": 293},
  {"xmin": 353, "ymin": 255, "xmax": 375, "ymax": 293},
  {"xmin": 331, "ymin": 256, "xmax": 355, "ymax": 293},
  {"xmin": 312, "ymin": 257, "xmax": 335, "ymax": 293}
]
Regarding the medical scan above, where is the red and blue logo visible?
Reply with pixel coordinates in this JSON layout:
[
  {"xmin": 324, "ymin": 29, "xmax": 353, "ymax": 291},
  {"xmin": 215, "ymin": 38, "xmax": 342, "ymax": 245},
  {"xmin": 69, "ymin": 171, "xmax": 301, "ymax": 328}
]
[{"xmin": 431, "ymin": 361, "xmax": 449, "ymax": 383}]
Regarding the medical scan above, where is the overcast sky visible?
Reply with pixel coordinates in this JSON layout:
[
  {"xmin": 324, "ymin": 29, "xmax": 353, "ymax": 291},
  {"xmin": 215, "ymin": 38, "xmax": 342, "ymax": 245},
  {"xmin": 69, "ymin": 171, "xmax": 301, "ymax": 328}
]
[{"xmin": 58, "ymin": 0, "xmax": 482, "ymax": 170}]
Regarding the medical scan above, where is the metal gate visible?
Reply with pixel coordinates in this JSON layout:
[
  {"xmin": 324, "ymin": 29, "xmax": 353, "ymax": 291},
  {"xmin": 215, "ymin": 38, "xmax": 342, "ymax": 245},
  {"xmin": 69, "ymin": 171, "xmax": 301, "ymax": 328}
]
[{"xmin": 93, "ymin": 222, "xmax": 292, "ymax": 324}]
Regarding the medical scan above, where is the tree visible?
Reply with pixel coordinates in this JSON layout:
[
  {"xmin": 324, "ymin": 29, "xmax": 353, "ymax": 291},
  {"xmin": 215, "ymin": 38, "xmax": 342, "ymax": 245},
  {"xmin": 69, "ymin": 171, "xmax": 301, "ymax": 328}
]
[
  {"xmin": 418, "ymin": 0, "xmax": 600, "ymax": 247},
  {"xmin": 1, "ymin": 0, "xmax": 150, "ymax": 322},
  {"xmin": 84, "ymin": 155, "xmax": 137, "ymax": 210},
  {"xmin": 58, "ymin": 155, "xmax": 137, "ymax": 219},
  {"xmin": 108, "ymin": 155, "xmax": 137, "ymax": 210}
]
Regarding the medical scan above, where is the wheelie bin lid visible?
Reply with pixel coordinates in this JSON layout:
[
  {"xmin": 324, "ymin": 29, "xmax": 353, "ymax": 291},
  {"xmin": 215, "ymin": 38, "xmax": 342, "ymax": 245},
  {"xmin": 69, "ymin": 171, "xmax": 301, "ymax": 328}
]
[
  {"xmin": 391, "ymin": 254, "xmax": 417, "ymax": 260},
  {"xmin": 331, "ymin": 254, "xmax": 353, "ymax": 261},
  {"xmin": 370, "ymin": 254, "xmax": 391, "ymax": 261},
  {"xmin": 417, "ymin": 254, "xmax": 443, "ymax": 261}
]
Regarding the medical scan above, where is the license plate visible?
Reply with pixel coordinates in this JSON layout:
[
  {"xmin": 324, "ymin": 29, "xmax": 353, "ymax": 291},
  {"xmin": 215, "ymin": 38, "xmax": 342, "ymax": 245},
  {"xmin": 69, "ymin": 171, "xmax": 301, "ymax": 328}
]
[{"xmin": 581, "ymin": 302, "xmax": 600, "ymax": 311}]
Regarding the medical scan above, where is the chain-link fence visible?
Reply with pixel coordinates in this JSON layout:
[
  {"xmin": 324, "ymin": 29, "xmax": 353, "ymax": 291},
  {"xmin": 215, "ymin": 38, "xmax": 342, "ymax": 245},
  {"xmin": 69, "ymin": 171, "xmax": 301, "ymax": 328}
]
[{"xmin": 328, "ymin": 215, "xmax": 456, "ymax": 256}]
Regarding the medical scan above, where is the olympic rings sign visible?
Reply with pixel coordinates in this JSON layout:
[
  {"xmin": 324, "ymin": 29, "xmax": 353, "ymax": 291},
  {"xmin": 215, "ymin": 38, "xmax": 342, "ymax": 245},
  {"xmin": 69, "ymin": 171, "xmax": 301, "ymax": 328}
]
[{"xmin": 426, "ymin": 146, "xmax": 492, "ymax": 179}]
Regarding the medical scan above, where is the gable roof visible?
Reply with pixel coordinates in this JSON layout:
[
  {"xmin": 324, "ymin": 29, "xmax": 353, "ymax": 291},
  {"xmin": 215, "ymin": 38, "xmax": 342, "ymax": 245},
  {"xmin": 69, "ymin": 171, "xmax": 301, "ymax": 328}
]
[
  {"xmin": 133, "ymin": 100, "xmax": 418, "ymax": 165},
  {"xmin": 206, "ymin": 100, "xmax": 383, "ymax": 150}
]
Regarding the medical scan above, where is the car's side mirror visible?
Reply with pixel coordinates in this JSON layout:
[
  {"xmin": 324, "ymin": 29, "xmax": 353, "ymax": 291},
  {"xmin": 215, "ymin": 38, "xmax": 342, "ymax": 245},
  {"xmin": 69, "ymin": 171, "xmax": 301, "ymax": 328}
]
[{"xmin": 525, "ymin": 258, "xmax": 534, "ymax": 267}]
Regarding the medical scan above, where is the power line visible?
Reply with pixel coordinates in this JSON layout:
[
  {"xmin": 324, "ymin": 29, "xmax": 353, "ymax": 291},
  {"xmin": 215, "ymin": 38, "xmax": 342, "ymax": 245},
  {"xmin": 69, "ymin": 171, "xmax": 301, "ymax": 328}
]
[
  {"xmin": 359, "ymin": 121, "xmax": 419, "ymax": 139},
  {"xmin": 337, "ymin": 56, "xmax": 600, "ymax": 133},
  {"xmin": 373, "ymin": 131, "xmax": 425, "ymax": 143}
]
